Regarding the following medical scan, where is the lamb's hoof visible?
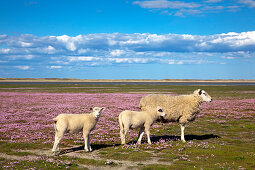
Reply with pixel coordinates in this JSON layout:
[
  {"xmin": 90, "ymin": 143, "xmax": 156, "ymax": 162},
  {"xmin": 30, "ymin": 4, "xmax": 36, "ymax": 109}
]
[
  {"xmin": 52, "ymin": 151, "xmax": 60, "ymax": 156},
  {"xmin": 85, "ymin": 148, "xmax": 91, "ymax": 152},
  {"xmin": 181, "ymin": 140, "xmax": 186, "ymax": 143}
]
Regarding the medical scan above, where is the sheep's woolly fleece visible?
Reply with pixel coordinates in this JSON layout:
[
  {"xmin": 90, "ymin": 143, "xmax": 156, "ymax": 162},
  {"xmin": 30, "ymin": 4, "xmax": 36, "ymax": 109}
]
[{"xmin": 139, "ymin": 90, "xmax": 206, "ymax": 124}]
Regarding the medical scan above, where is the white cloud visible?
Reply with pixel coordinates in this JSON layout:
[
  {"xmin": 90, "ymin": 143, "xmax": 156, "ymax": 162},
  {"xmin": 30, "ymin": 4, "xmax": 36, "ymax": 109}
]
[
  {"xmin": 50, "ymin": 66, "xmax": 62, "ymax": 69},
  {"xmin": 110, "ymin": 49, "xmax": 126, "ymax": 56},
  {"xmin": 204, "ymin": 0, "xmax": 222, "ymax": 3},
  {"xmin": 8, "ymin": 55, "xmax": 35, "ymax": 60},
  {"xmin": 221, "ymin": 56, "xmax": 236, "ymax": 60},
  {"xmin": 0, "ymin": 48, "xmax": 10, "ymax": 54},
  {"xmin": 68, "ymin": 56, "xmax": 101, "ymax": 62},
  {"xmin": 3, "ymin": 32, "xmax": 254, "ymax": 54},
  {"xmin": 1, "ymin": 32, "xmax": 255, "ymax": 69},
  {"xmin": 107, "ymin": 58, "xmax": 151, "ymax": 64},
  {"xmin": 15, "ymin": 66, "xmax": 30, "ymax": 70},
  {"xmin": 133, "ymin": 0, "xmax": 249, "ymax": 17},
  {"xmin": 238, "ymin": 0, "xmax": 255, "ymax": 8},
  {"xmin": 133, "ymin": 0, "xmax": 201, "ymax": 9},
  {"xmin": 20, "ymin": 42, "xmax": 32, "ymax": 47}
]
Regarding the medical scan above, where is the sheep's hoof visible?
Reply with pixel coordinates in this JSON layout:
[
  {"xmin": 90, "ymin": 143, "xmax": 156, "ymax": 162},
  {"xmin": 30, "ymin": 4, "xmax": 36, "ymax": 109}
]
[{"xmin": 181, "ymin": 140, "xmax": 186, "ymax": 143}]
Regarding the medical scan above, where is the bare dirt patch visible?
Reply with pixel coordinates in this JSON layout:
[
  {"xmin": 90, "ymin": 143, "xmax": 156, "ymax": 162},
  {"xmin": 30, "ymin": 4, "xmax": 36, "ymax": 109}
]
[{"xmin": 0, "ymin": 145, "xmax": 172, "ymax": 169}]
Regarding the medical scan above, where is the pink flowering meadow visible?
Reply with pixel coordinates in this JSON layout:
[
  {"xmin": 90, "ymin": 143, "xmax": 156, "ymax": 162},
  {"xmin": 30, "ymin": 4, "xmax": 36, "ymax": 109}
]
[
  {"xmin": 0, "ymin": 92, "xmax": 254, "ymax": 145},
  {"xmin": 0, "ymin": 92, "xmax": 145, "ymax": 144}
]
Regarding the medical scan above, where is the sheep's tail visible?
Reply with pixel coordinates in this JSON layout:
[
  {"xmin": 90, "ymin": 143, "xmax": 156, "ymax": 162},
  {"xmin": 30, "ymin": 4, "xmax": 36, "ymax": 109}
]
[
  {"xmin": 118, "ymin": 114, "xmax": 124, "ymax": 133},
  {"xmin": 139, "ymin": 96, "xmax": 145, "ymax": 110}
]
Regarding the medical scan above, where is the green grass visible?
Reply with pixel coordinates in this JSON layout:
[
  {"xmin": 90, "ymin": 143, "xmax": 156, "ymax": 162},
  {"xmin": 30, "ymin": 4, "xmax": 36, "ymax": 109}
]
[
  {"xmin": 0, "ymin": 141, "xmax": 51, "ymax": 154},
  {"xmin": 1, "ymin": 83, "xmax": 255, "ymax": 98}
]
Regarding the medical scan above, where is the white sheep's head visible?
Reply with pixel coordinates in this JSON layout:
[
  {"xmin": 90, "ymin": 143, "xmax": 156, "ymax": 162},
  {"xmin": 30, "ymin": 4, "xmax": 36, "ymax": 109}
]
[
  {"xmin": 156, "ymin": 106, "xmax": 166, "ymax": 117},
  {"xmin": 90, "ymin": 107, "xmax": 105, "ymax": 119},
  {"xmin": 194, "ymin": 89, "xmax": 212, "ymax": 102}
]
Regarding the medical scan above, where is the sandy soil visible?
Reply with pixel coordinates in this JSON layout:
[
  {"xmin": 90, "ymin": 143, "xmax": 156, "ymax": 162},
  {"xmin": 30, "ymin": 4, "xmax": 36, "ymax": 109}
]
[{"xmin": 0, "ymin": 145, "xmax": 173, "ymax": 169}]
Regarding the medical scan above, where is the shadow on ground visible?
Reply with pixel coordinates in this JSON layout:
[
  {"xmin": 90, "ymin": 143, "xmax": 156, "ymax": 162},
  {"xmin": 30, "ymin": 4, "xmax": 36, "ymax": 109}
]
[
  {"xmin": 58, "ymin": 134, "xmax": 220, "ymax": 155},
  {"xmin": 59, "ymin": 144, "xmax": 120, "ymax": 155},
  {"xmin": 127, "ymin": 134, "xmax": 220, "ymax": 144},
  {"xmin": 151, "ymin": 134, "xmax": 220, "ymax": 143}
]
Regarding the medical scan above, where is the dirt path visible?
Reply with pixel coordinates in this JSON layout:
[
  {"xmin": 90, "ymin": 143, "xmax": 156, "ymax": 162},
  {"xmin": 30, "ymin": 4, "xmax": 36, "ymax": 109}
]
[{"xmin": 0, "ymin": 146, "xmax": 173, "ymax": 169}]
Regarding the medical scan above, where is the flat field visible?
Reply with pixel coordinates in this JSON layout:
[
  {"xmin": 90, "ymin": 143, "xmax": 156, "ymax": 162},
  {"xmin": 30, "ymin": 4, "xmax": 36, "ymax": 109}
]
[{"xmin": 0, "ymin": 83, "xmax": 255, "ymax": 169}]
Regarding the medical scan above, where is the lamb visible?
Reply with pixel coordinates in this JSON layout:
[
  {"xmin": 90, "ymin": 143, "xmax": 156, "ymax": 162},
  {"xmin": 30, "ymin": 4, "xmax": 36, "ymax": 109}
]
[
  {"xmin": 119, "ymin": 106, "xmax": 166, "ymax": 145},
  {"xmin": 52, "ymin": 107, "xmax": 104, "ymax": 155},
  {"xmin": 139, "ymin": 89, "xmax": 212, "ymax": 142}
]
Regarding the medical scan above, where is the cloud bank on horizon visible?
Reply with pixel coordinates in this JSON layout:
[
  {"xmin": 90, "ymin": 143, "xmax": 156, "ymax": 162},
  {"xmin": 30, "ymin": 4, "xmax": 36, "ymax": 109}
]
[{"xmin": 1, "ymin": 31, "xmax": 254, "ymax": 75}]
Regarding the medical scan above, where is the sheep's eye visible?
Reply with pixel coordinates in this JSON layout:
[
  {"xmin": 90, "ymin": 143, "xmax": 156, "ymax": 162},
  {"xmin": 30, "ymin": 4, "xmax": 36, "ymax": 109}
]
[{"xmin": 158, "ymin": 109, "xmax": 163, "ymax": 112}]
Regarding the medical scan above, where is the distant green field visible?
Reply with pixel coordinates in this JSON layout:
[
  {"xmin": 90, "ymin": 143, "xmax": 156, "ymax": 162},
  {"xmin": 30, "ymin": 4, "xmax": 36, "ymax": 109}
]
[
  {"xmin": 1, "ymin": 83, "xmax": 255, "ymax": 97},
  {"xmin": 0, "ymin": 83, "xmax": 255, "ymax": 169}
]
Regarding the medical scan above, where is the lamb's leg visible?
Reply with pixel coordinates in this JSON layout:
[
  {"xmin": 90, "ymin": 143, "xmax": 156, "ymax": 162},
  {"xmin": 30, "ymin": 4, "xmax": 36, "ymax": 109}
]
[
  {"xmin": 52, "ymin": 131, "xmax": 64, "ymax": 156},
  {"xmin": 137, "ymin": 127, "xmax": 145, "ymax": 144},
  {"xmin": 88, "ymin": 134, "xmax": 92, "ymax": 152},
  {"xmin": 145, "ymin": 125, "xmax": 151, "ymax": 145},
  {"xmin": 180, "ymin": 124, "xmax": 186, "ymax": 142},
  {"xmin": 83, "ymin": 132, "xmax": 90, "ymax": 152},
  {"xmin": 120, "ymin": 129, "xmax": 125, "ymax": 145},
  {"xmin": 122, "ymin": 127, "xmax": 129, "ymax": 145}
]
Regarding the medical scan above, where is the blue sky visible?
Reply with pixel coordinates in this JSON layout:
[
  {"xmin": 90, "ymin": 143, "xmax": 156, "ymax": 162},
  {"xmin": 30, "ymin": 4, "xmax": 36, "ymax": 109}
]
[{"xmin": 0, "ymin": 0, "xmax": 255, "ymax": 79}]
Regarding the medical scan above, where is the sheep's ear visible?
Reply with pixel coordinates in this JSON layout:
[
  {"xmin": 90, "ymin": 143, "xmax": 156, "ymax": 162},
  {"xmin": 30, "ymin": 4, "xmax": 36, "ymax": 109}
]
[
  {"xmin": 199, "ymin": 89, "xmax": 202, "ymax": 95},
  {"xmin": 90, "ymin": 107, "xmax": 93, "ymax": 111}
]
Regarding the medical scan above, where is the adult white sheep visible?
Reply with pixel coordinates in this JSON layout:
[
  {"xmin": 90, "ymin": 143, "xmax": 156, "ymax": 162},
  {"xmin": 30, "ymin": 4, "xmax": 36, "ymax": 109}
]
[
  {"xmin": 119, "ymin": 106, "xmax": 166, "ymax": 145},
  {"xmin": 52, "ymin": 107, "xmax": 105, "ymax": 155},
  {"xmin": 139, "ymin": 89, "xmax": 212, "ymax": 142}
]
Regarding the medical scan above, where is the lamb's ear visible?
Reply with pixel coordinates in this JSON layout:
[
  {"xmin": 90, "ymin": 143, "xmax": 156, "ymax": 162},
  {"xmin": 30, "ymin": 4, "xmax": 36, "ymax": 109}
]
[
  {"xmin": 157, "ymin": 106, "xmax": 163, "ymax": 112},
  {"xmin": 198, "ymin": 89, "xmax": 202, "ymax": 95},
  {"xmin": 89, "ymin": 107, "xmax": 93, "ymax": 111}
]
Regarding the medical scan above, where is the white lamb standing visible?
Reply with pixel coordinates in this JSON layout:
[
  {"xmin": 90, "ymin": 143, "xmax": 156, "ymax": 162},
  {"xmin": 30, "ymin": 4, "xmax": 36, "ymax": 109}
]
[
  {"xmin": 139, "ymin": 89, "xmax": 212, "ymax": 142},
  {"xmin": 118, "ymin": 106, "xmax": 166, "ymax": 145},
  {"xmin": 52, "ymin": 107, "xmax": 105, "ymax": 155}
]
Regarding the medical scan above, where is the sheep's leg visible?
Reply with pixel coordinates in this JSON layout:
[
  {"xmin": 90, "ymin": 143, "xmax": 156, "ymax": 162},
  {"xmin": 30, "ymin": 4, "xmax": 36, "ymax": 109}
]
[
  {"xmin": 137, "ymin": 127, "xmax": 145, "ymax": 144},
  {"xmin": 145, "ymin": 126, "xmax": 152, "ymax": 145},
  {"xmin": 52, "ymin": 131, "xmax": 64, "ymax": 156},
  {"xmin": 83, "ymin": 132, "xmax": 90, "ymax": 152},
  {"xmin": 180, "ymin": 124, "xmax": 186, "ymax": 142}
]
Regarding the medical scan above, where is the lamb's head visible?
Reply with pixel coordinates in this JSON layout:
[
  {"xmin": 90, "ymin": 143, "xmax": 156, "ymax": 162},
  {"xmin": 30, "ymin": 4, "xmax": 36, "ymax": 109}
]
[
  {"xmin": 156, "ymin": 106, "xmax": 166, "ymax": 117},
  {"xmin": 194, "ymin": 89, "xmax": 212, "ymax": 102},
  {"xmin": 90, "ymin": 107, "xmax": 105, "ymax": 119}
]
